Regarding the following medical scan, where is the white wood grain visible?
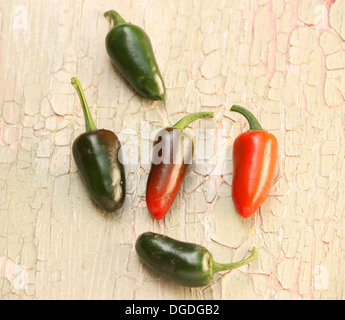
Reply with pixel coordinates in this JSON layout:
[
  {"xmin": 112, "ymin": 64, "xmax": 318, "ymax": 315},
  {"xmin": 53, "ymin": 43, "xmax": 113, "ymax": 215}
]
[{"xmin": 0, "ymin": 0, "xmax": 344, "ymax": 300}]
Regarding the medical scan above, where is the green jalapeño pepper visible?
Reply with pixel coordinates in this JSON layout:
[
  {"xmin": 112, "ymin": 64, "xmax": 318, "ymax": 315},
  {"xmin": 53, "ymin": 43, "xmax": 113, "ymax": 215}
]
[
  {"xmin": 104, "ymin": 10, "xmax": 166, "ymax": 101},
  {"xmin": 135, "ymin": 232, "xmax": 258, "ymax": 287},
  {"xmin": 71, "ymin": 77, "xmax": 126, "ymax": 212}
]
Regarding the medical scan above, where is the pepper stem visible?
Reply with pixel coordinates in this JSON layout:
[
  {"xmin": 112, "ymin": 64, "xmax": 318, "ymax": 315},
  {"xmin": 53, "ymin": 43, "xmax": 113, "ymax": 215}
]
[
  {"xmin": 212, "ymin": 247, "xmax": 258, "ymax": 273},
  {"xmin": 230, "ymin": 105, "xmax": 264, "ymax": 131},
  {"xmin": 104, "ymin": 10, "xmax": 126, "ymax": 27},
  {"xmin": 71, "ymin": 77, "xmax": 97, "ymax": 132},
  {"xmin": 172, "ymin": 112, "xmax": 214, "ymax": 130}
]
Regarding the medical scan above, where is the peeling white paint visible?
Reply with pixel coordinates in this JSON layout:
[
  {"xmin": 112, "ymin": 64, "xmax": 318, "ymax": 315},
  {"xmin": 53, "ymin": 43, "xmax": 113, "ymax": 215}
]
[{"xmin": 0, "ymin": 0, "xmax": 344, "ymax": 300}]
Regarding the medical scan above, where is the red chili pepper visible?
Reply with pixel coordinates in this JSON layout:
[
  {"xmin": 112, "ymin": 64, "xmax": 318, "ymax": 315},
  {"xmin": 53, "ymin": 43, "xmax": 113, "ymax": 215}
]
[
  {"xmin": 146, "ymin": 112, "xmax": 214, "ymax": 220},
  {"xmin": 230, "ymin": 105, "xmax": 278, "ymax": 218}
]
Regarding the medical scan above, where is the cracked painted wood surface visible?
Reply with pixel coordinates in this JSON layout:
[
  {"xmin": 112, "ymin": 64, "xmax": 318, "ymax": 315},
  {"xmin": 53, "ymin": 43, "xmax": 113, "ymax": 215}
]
[{"xmin": 0, "ymin": 0, "xmax": 344, "ymax": 300}]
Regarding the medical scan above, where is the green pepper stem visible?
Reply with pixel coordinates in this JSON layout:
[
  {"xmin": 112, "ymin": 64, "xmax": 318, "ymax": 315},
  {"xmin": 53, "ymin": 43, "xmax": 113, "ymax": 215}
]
[
  {"xmin": 230, "ymin": 105, "xmax": 264, "ymax": 131},
  {"xmin": 71, "ymin": 77, "xmax": 97, "ymax": 132},
  {"xmin": 212, "ymin": 247, "xmax": 258, "ymax": 273},
  {"xmin": 172, "ymin": 112, "xmax": 214, "ymax": 130},
  {"xmin": 104, "ymin": 10, "xmax": 126, "ymax": 27}
]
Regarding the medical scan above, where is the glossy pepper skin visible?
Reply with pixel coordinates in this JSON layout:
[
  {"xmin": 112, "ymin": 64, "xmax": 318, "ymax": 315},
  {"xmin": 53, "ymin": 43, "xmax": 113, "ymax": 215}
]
[
  {"xmin": 104, "ymin": 10, "xmax": 165, "ymax": 101},
  {"xmin": 146, "ymin": 112, "xmax": 214, "ymax": 220},
  {"xmin": 231, "ymin": 105, "xmax": 278, "ymax": 218},
  {"xmin": 71, "ymin": 77, "xmax": 126, "ymax": 212},
  {"xmin": 136, "ymin": 232, "xmax": 257, "ymax": 287}
]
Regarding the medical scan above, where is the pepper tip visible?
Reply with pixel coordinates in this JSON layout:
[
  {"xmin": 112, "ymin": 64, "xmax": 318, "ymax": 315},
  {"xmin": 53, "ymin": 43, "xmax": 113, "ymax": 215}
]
[
  {"xmin": 71, "ymin": 77, "xmax": 78, "ymax": 86},
  {"xmin": 250, "ymin": 247, "xmax": 258, "ymax": 261},
  {"xmin": 103, "ymin": 10, "xmax": 126, "ymax": 25}
]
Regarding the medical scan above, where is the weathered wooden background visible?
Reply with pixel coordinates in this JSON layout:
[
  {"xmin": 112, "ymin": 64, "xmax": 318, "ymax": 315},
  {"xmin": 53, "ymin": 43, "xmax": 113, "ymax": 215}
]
[{"xmin": 0, "ymin": 0, "xmax": 344, "ymax": 300}]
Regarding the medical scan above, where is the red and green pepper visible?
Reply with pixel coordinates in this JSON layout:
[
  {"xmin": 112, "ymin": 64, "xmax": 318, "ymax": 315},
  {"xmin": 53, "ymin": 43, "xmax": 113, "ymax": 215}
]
[
  {"xmin": 146, "ymin": 112, "xmax": 214, "ymax": 220},
  {"xmin": 66, "ymin": 10, "xmax": 284, "ymax": 288}
]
